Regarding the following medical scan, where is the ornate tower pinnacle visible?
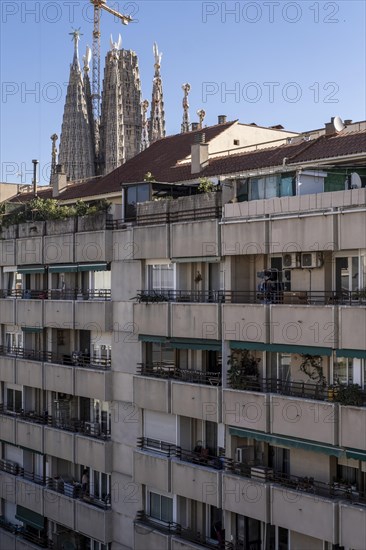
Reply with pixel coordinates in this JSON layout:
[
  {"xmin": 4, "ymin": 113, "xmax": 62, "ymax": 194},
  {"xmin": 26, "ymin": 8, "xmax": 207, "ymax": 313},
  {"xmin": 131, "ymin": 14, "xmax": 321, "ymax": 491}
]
[
  {"xmin": 197, "ymin": 109, "xmax": 206, "ymax": 130},
  {"xmin": 149, "ymin": 42, "xmax": 166, "ymax": 144},
  {"xmin": 141, "ymin": 100, "xmax": 150, "ymax": 151},
  {"xmin": 49, "ymin": 134, "xmax": 58, "ymax": 184},
  {"xmin": 181, "ymin": 83, "xmax": 191, "ymax": 133},
  {"xmin": 58, "ymin": 31, "xmax": 95, "ymax": 182}
]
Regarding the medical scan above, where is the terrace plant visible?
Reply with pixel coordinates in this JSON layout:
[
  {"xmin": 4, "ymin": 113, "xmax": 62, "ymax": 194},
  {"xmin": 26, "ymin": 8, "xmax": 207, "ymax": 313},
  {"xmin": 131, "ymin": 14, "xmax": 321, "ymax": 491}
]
[{"xmin": 227, "ymin": 350, "xmax": 261, "ymax": 390}]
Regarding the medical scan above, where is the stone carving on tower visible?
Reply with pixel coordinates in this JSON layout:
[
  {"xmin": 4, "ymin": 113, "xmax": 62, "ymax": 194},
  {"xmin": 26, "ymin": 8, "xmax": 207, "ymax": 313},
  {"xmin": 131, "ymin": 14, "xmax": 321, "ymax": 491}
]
[
  {"xmin": 181, "ymin": 83, "xmax": 191, "ymax": 133},
  {"xmin": 197, "ymin": 109, "xmax": 206, "ymax": 130},
  {"xmin": 58, "ymin": 30, "xmax": 95, "ymax": 181},
  {"xmin": 141, "ymin": 100, "xmax": 150, "ymax": 151},
  {"xmin": 149, "ymin": 43, "xmax": 166, "ymax": 144},
  {"xmin": 49, "ymin": 134, "xmax": 58, "ymax": 184}
]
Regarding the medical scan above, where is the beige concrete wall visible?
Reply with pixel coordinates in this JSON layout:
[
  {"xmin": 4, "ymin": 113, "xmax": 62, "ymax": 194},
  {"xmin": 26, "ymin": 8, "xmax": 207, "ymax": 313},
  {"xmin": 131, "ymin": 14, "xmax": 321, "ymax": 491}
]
[
  {"xmin": 171, "ymin": 460, "xmax": 220, "ymax": 507},
  {"xmin": 75, "ymin": 300, "xmax": 112, "ymax": 332},
  {"xmin": 16, "ymin": 478, "xmax": 43, "ymax": 515},
  {"xmin": 75, "ymin": 501, "xmax": 112, "ymax": 543},
  {"xmin": 112, "ymin": 261, "xmax": 142, "ymax": 301},
  {"xmin": 44, "ymin": 363, "xmax": 74, "ymax": 394},
  {"xmin": 222, "ymin": 304, "xmax": 268, "ymax": 343},
  {"xmin": 271, "ymin": 215, "xmax": 334, "ymax": 252},
  {"xmin": 16, "ymin": 359, "xmax": 43, "ymax": 389},
  {"xmin": 133, "ymin": 376, "xmax": 170, "ymax": 413},
  {"xmin": 43, "ymin": 233, "xmax": 74, "ymax": 263},
  {"xmin": 270, "ymin": 305, "xmax": 336, "ymax": 348},
  {"xmin": 290, "ymin": 531, "xmax": 323, "ymax": 550},
  {"xmin": 75, "ymin": 230, "xmax": 112, "ymax": 262},
  {"xmin": 75, "ymin": 436, "xmax": 112, "ymax": 472},
  {"xmin": 339, "ymin": 307, "xmax": 366, "ymax": 350},
  {"xmin": 339, "ymin": 406, "xmax": 366, "ymax": 450},
  {"xmin": 339, "ymin": 211, "xmax": 366, "ymax": 249},
  {"xmin": 222, "ymin": 390, "xmax": 269, "ymax": 432},
  {"xmin": 134, "ymin": 524, "xmax": 170, "ymax": 550},
  {"xmin": 270, "ymin": 395, "xmax": 337, "ymax": 445},
  {"xmin": 290, "ymin": 448, "xmax": 331, "ymax": 483},
  {"xmin": 0, "ymin": 239, "xmax": 16, "ymax": 265},
  {"xmin": 222, "ymin": 474, "xmax": 269, "ymax": 522},
  {"xmin": 133, "ymin": 450, "xmax": 171, "ymax": 493},
  {"xmin": 44, "ymin": 427, "xmax": 75, "ymax": 462},
  {"xmin": 133, "ymin": 225, "xmax": 169, "ymax": 259},
  {"xmin": 134, "ymin": 303, "xmax": 170, "ymax": 336},
  {"xmin": 43, "ymin": 490, "xmax": 75, "ymax": 529},
  {"xmin": 16, "ymin": 237, "xmax": 43, "ymax": 265},
  {"xmin": 171, "ymin": 220, "xmax": 219, "ymax": 258},
  {"xmin": 221, "ymin": 220, "xmax": 267, "ymax": 256},
  {"xmin": 74, "ymin": 368, "xmax": 111, "ymax": 401},
  {"xmin": 0, "ymin": 471, "xmax": 16, "ymax": 502},
  {"xmin": 271, "ymin": 486, "xmax": 337, "ymax": 543},
  {"xmin": 171, "ymin": 303, "xmax": 220, "ymax": 340},
  {"xmin": 171, "ymin": 382, "xmax": 220, "ymax": 422},
  {"xmin": 16, "ymin": 420, "xmax": 44, "ymax": 453},
  {"xmin": 16, "ymin": 299, "xmax": 43, "ymax": 328},
  {"xmin": 0, "ymin": 356, "xmax": 16, "ymax": 383},
  {"xmin": 339, "ymin": 503, "xmax": 366, "ymax": 550},
  {"xmin": 0, "ymin": 299, "xmax": 16, "ymax": 324},
  {"xmin": 111, "ymin": 330, "xmax": 140, "ymax": 374},
  {"xmin": 0, "ymin": 414, "xmax": 16, "ymax": 444},
  {"xmin": 0, "ymin": 530, "xmax": 16, "ymax": 550},
  {"xmin": 171, "ymin": 539, "xmax": 206, "ymax": 550},
  {"xmin": 44, "ymin": 300, "xmax": 74, "ymax": 329},
  {"xmin": 112, "ymin": 229, "xmax": 134, "ymax": 261}
]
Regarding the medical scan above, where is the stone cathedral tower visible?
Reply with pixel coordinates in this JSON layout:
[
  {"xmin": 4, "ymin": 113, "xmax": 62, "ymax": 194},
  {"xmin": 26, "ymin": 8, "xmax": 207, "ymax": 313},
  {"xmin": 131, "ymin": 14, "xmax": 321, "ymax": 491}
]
[
  {"xmin": 58, "ymin": 31, "xmax": 96, "ymax": 182},
  {"xmin": 149, "ymin": 43, "xmax": 166, "ymax": 144}
]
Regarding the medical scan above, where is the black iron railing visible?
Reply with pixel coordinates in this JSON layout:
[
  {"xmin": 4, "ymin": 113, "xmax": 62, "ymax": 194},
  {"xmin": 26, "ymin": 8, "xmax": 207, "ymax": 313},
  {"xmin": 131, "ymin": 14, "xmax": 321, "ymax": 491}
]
[
  {"xmin": 107, "ymin": 205, "xmax": 222, "ymax": 229},
  {"xmin": 133, "ymin": 289, "xmax": 366, "ymax": 306},
  {"xmin": 0, "ymin": 346, "xmax": 111, "ymax": 370},
  {"xmin": 0, "ymin": 288, "xmax": 111, "ymax": 301},
  {"xmin": 137, "ymin": 437, "xmax": 177, "ymax": 456},
  {"xmin": 137, "ymin": 363, "xmax": 221, "ymax": 386}
]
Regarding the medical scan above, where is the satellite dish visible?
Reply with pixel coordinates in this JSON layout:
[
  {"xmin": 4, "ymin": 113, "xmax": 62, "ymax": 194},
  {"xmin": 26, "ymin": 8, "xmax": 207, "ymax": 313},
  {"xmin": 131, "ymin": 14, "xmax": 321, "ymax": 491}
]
[
  {"xmin": 333, "ymin": 116, "xmax": 345, "ymax": 133},
  {"xmin": 350, "ymin": 172, "xmax": 362, "ymax": 189}
]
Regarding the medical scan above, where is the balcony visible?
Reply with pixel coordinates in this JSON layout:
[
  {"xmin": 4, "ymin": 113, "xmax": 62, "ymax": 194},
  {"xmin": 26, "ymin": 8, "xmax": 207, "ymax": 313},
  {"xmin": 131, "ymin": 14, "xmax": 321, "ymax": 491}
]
[
  {"xmin": 0, "ymin": 297, "xmax": 16, "ymax": 324},
  {"xmin": 171, "ymin": 459, "xmax": 221, "ymax": 507},
  {"xmin": 75, "ymin": 435, "xmax": 112, "ymax": 472},
  {"xmin": 44, "ymin": 299, "xmax": 74, "ymax": 329},
  {"xmin": 75, "ymin": 298, "xmax": 112, "ymax": 332},
  {"xmin": 134, "ymin": 302, "xmax": 170, "ymax": 336},
  {"xmin": 134, "ymin": 441, "xmax": 172, "ymax": 493},
  {"xmin": 171, "ymin": 381, "xmax": 220, "ymax": 422},
  {"xmin": 75, "ymin": 500, "xmax": 112, "ymax": 544},
  {"xmin": 339, "ymin": 502, "xmax": 366, "ymax": 550},
  {"xmin": 75, "ymin": 230, "xmax": 113, "ymax": 263},
  {"xmin": 339, "ymin": 405, "xmax": 366, "ymax": 450},
  {"xmin": 44, "ymin": 427, "xmax": 75, "ymax": 462},
  {"xmin": 16, "ymin": 298, "xmax": 43, "ymax": 328},
  {"xmin": 0, "ymin": 520, "xmax": 51, "ymax": 549},
  {"xmin": 16, "ymin": 419, "xmax": 44, "ymax": 453},
  {"xmin": 0, "ymin": 354, "xmax": 16, "ymax": 383},
  {"xmin": 222, "ymin": 471, "xmax": 270, "ymax": 521},
  {"xmin": 339, "ymin": 305, "xmax": 366, "ymax": 350},
  {"xmin": 133, "ymin": 373, "xmax": 171, "ymax": 413},
  {"xmin": 222, "ymin": 389, "xmax": 269, "ymax": 432}
]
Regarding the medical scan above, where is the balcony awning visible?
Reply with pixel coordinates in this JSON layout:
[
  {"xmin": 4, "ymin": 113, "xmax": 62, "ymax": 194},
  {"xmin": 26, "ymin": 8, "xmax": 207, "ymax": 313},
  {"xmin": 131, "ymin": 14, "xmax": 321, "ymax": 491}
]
[
  {"xmin": 15, "ymin": 505, "xmax": 45, "ymax": 530},
  {"xmin": 49, "ymin": 265, "xmax": 78, "ymax": 273},
  {"xmin": 77, "ymin": 263, "xmax": 109, "ymax": 272},
  {"xmin": 171, "ymin": 257, "xmax": 221, "ymax": 263},
  {"xmin": 17, "ymin": 266, "xmax": 45, "ymax": 275},
  {"xmin": 336, "ymin": 349, "xmax": 366, "ymax": 359},
  {"xmin": 346, "ymin": 449, "xmax": 366, "ymax": 461},
  {"xmin": 21, "ymin": 327, "xmax": 43, "ymax": 333},
  {"xmin": 138, "ymin": 335, "xmax": 221, "ymax": 351},
  {"xmin": 229, "ymin": 427, "xmax": 344, "ymax": 457},
  {"xmin": 139, "ymin": 335, "xmax": 169, "ymax": 344},
  {"xmin": 229, "ymin": 341, "xmax": 333, "ymax": 356}
]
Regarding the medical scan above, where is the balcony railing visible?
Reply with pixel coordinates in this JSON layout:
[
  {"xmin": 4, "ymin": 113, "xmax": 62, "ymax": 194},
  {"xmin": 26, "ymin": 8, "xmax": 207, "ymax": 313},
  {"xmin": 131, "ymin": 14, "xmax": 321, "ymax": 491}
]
[
  {"xmin": 0, "ymin": 346, "xmax": 111, "ymax": 370},
  {"xmin": 0, "ymin": 289, "xmax": 111, "ymax": 301},
  {"xmin": 134, "ymin": 289, "xmax": 366, "ymax": 306},
  {"xmin": 0, "ymin": 517, "xmax": 52, "ymax": 548},
  {"xmin": 137, "ymin": 437, "xmax": 177, "ymax": 456},
  {"xmin": 227, "ymin": 376, "xmax": 366, "ymax": 406},
  {"xmin": 135, "ymin": 511, "xmax": 233, "ymax": 549},
  {"xmin": 137, "ymin": 363, "xmax": 221, "ymax": 386},
  {"xmin": 0, "ymin": 405, "xmax": 111, "ymax": 440}
]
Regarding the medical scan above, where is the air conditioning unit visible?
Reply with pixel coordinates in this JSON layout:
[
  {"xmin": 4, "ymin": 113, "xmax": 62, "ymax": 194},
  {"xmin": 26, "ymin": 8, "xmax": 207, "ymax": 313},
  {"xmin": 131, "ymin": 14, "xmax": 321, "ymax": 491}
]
[
  {"xmin": 301, "ymin": 252, "xmax": 324, "ymax": 269},
  {"xmin": 235, "ymin": 446, "xmax": 255, "ymax": 463},
  {"xmin": 282, "ymin": 252, "xmax": 301, "ymax": 269}
]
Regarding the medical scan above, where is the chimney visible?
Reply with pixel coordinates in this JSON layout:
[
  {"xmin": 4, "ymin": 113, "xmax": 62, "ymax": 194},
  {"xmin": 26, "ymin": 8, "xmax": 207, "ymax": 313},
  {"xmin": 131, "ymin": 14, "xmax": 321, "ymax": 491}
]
[
  {"xmin": 52, "ymin": 164, "xmax": 68, "ymax": 197},
  {"xmin": 218, "ymin": 115, "xmax": 227, "ymax": 124},
  {"xmin": 344, "ymin": 119, "xmax": 352, "ymax": 125},
  {"xmin": 191, "ymin": 122, "xmax": 199, "ymax": 131},
  {"xmin": 191, "ymin": 133, "xmax": 209, "ymax": 174},
  {"xmin": 32, "ymin": 160, "xmax": 39, "ymax": 196},
  {"xmin": 324, "ymin": 117, "xmax": 336, "ymax": 136}
]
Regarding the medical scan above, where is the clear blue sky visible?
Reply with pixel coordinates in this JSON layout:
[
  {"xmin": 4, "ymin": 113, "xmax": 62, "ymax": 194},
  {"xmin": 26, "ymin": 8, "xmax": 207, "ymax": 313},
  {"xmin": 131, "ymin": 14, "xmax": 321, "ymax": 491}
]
[{"xmin": 1, "ymin": 0, "xmax": 365, "ymax": 184}]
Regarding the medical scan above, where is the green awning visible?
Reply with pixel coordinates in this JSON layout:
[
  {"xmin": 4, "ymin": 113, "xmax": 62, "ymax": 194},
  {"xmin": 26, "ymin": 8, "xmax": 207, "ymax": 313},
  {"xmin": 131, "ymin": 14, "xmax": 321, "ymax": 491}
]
[
  {"xmin": 78, "ymin": 263, "xmax": 109, "ymax": 272},
  {"xmin": 229, "ymin": 341, "xmax": 333, "ymax": 356},
  {"xmin": 15, "ymin": 506, "xmax": 45, "ymax": 530},
  {"xmin": 346, "ymin": 450, "xmax": 366, "ymax": 461},
  {"xmin": 21, "ymin": 327, "xmax": 43, "ymax": 333},
  {"xmin": 229, "ymin": 427, "xmax": 344, "ymax": 457},
  {"xmin": 170, "ymin": 338, "xmax": 221, "ymax": 351},
  {"xmin": 336, "ymin": 349, "xmax": 366, "ymax": 359},
  {"xmin": 17, "ymin": 266, "xmax": 45, "ymax": 275},
  {"xmin": 49, "ymin": 265, "xmax": 78, "ymax": 273},
  {"xmin": 139, "ymin": 335, "xmax": 169, "ymax": 344},
  {"xmin": 172, "ymin": 257, "xmax": 221, "ymax": 263}
]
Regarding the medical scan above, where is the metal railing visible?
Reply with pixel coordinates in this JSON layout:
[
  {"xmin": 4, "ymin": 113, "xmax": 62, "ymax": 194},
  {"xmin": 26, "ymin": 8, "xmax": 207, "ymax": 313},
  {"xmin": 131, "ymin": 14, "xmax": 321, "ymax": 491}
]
[
  {"xmin": 0, "ymin": 405, "xmax": 111, "ymax": 440},
  {"xmin": 133, "ymin": 289, "xmax": 366, "ymax": 306},
  {"xmin": 0, "ymin": 346, "xmax": 111, "ymax": 370},
  {"xmin": 137, "ymin": 437, "xmax": 177, "ymax": 456},
  {"xmin": 137, "ymin": 363, "xmax": 221, "ymax": 386},
  {"xmin": 0, "ymin": 288, "xmax": 111, "ymax": 301},
  {"xmin": 107, "ymin": 205, "xmax": 222, "ymax": 229},
  {"xmin": 0, "ymin": 518, "xmax": 53, "ymax": 548}
]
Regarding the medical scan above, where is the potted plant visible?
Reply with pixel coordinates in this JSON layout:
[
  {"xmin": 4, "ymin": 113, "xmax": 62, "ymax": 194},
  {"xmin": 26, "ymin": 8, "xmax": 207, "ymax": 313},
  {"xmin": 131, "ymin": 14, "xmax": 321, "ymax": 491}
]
[
  {"xmin": 227, "ymin": 350, "xmax": 261, "ymax": 390},
  {"xmin": 333, "ymin": 383, "xmax": 363, "ymax": 406}
]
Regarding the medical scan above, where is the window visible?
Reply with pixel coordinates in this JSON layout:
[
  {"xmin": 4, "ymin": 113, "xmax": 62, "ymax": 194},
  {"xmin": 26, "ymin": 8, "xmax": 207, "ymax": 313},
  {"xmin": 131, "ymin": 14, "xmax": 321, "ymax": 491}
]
[
  {"xmin": 249, "ymin": 174, "xmax": 295, "ymax": 201},
  {"xmin": 149, "ymin": 492, "xmax": 173, "ymax": 523},
  {"xmin": 7, "ymin": 388, "xmax": 22, "ymax": 412},
  {"xmin": 233, "ymin": 139, "xmax": 240, "ymax": 146},
  {"xmin": 148, "ymin": 264, "xmax": 175, "ymax": 291},
  {"xmin": 150, "ymin": 342, "xmax": 175, "ymax": 365}
]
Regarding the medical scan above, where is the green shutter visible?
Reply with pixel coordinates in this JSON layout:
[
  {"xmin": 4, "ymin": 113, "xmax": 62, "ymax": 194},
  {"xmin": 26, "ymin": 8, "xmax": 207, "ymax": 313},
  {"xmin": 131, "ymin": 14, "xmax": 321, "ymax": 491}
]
[
  {"xmin": 49, "ymin": 265, "xmax": 78, "ymax": 273},
  {"xmin": 15, "ymin": 506, "xmax": 45, "ymax": 530}
]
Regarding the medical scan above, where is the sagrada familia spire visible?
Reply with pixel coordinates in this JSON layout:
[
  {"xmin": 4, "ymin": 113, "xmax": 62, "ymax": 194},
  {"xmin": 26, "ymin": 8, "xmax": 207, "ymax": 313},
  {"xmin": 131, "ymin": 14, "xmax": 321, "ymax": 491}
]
[{"xmin": 58, "ymin": 31, "xmax": 166, "ymax": 181}]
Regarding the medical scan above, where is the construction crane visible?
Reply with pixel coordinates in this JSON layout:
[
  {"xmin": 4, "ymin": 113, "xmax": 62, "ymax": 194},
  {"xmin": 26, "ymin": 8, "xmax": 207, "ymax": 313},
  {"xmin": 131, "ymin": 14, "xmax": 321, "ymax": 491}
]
[{"xmin": 90, "ymin": 0, "xmax": 133, "ymax": 144}]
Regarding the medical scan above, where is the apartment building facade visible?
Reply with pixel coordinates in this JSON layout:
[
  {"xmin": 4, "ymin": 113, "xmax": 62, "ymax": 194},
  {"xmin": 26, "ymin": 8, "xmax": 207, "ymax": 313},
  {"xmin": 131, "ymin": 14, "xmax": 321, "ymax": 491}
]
[{"xmin": 0, "ymin": 121, "xmax": 366, "ymax": 550}]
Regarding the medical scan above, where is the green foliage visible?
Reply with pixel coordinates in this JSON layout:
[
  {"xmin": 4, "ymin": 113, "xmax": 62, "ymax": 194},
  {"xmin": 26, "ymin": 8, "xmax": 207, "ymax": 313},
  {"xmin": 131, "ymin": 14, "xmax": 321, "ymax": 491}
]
[
  {"xmin": 227, "ymin": 350, "xmax": 261, "ymax": 390},
  {"xmin": 333, "ymin": 384, "xmax": 363, "ymax": 406},
  {"xmin": 198, "ymin": 177, "xmax": 214, "ymax": 193},
  {"xmin": 144, "ymin": 172, "xmax": 156, "ymax": 182},
  {"xmin": 131, "ymin": 291, "xmax": 168, "ymax": 303}
]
